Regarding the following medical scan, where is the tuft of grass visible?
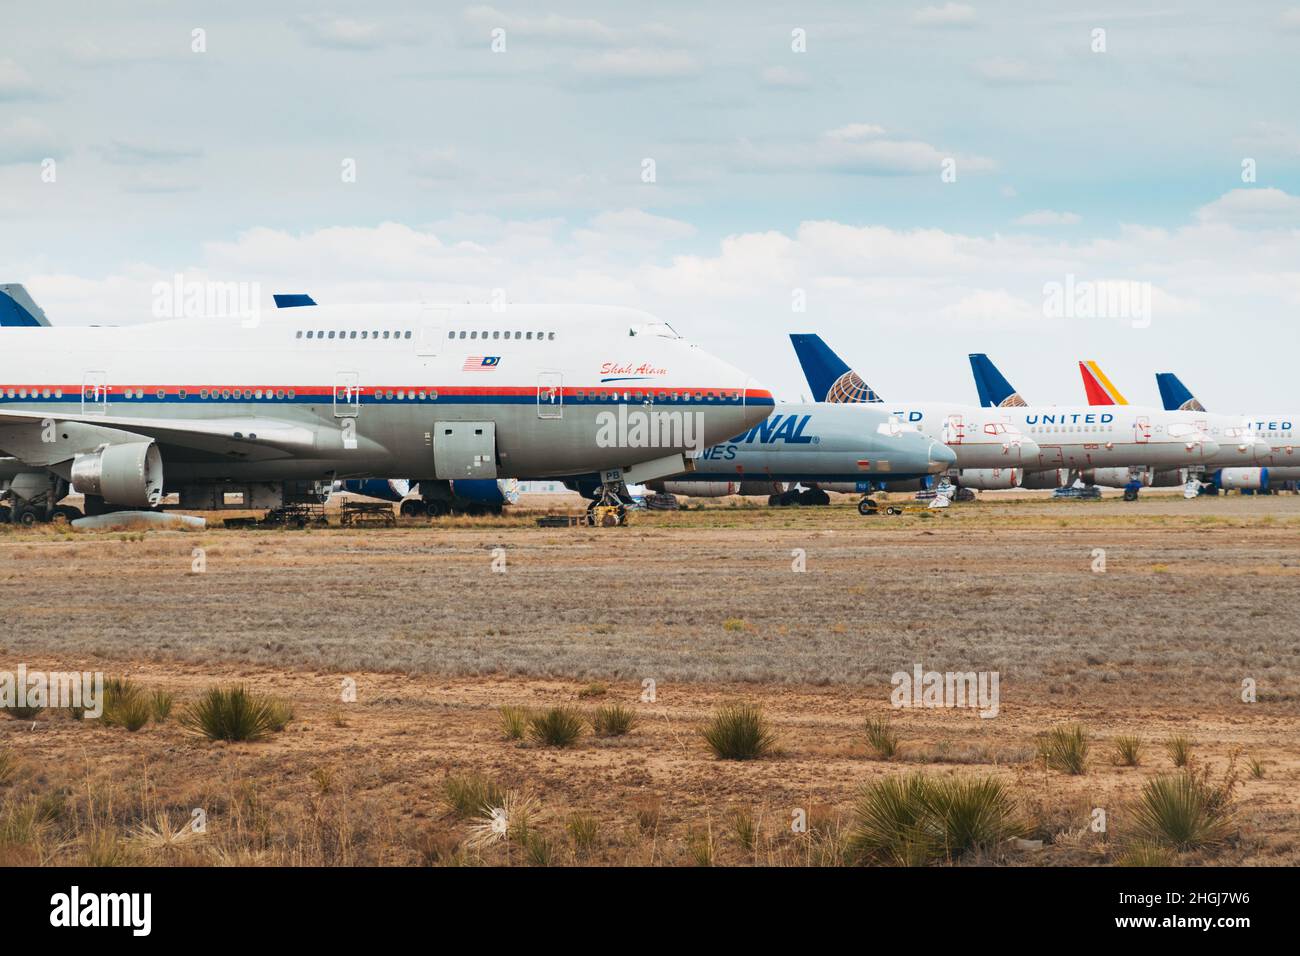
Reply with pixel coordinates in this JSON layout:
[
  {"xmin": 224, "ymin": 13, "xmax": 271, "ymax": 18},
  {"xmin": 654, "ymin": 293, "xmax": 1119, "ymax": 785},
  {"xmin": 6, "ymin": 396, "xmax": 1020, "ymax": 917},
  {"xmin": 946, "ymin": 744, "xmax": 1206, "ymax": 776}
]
[
  {"xmin": 847, "ymin": 774, "xmax": 1023, "ymax": 866},
  {"xmin": 265, "ymin": 698, "xmax": 295, "ymax": 732},
  {"xmin": 1247, "ymin": 757, "xmax": 1265, "ymax": 780},
  {"xmin": 177, "ymin": 686, "xmax": 287, "ymax": 742},
  {"xmin": 701, "ymin": 703, "xmax": 778, "ymax": 760},
  {"xmin": 687, "ymin": 826, "xmax": 715, "ymax": 866},
  {"xmin": 632, "ymin": 796, "xmax": 661, "ymax": 834},
  {"xmin": 1037, "ymin": 724, "xmax": 1089, "ymax": 775},
  {"xmin": 102, "ymin": 679, "xmax": 151, "ymax": 732},
  {"xmin": 729, "ymin": 807, "xmax": 758, "ymax": 852},
  {"xmin": 149, "ymin": 690, "xmax": 174, "ymax": 724},
  {"xmin": 1131, "ymin": 771, "xmax": 1233, "ymax": 851},
  {"xmin": 523, "ymin": 831, "xmax": 555, "ymax": 866},
  {"xmin": 527, "ymin": 707, "xmax": 586, "ymax": 748},
  {"xmin": 498, "ymin": 706, "xmax": 530, "ymax": 740},
  {"xmin": 1112, "ymin": 735, "xmax": 1144, "ymax": 767},
  {"xmin": 1165, "ymin": 734, "xmax": 1194, "ymax": 768},
  {"xmin": 722, "ymin": 617, "xmax": 748, "ymax": 632},
  {"xmin": 864, "ymin": 716, "xmax": 900, "ymax": 760},
  {"xmin": 442, "ymin": 774, "xmax": 506, "ymax": 819},
  {"xmin": 1116, "ymin": 842, "xmax": 1176, "ymax": 867},
  {"xmin": 576, "ymin": 682, "xmax": 607, "ymax": 699},
  {"xmin": 0, "ymin": 748, "xmax": 15, "ymax": 786},
  {"xmin": 591, "ymin": 703, "xmax": 636, "ymax": 737},
  {"xmin": 566, "ymin": 813, "xmax": 600, "ymax": 856}
]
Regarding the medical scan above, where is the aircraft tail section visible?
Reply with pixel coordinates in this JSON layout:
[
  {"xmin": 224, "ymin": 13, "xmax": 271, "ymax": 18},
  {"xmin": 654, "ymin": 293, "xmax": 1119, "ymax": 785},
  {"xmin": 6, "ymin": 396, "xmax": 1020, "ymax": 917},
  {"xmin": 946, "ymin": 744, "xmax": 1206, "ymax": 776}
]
[
  {"xmin": 788, "ymin": 333, "xmax": 883, "ymax": 403},
  {"xmin": 1156, "ymin": 372, "xmax": 1206, "ymax": 412},
  {"xmin": 1078, "ymin": 359, "xmax": 1128, "ymax": 406},
  {"xmin": 0, "ymin": 284, "xmax": 51, "ymax": 327},
  {"xmin": 968, "ymin": 353, "xmax": 1026, "ymax": 408}
]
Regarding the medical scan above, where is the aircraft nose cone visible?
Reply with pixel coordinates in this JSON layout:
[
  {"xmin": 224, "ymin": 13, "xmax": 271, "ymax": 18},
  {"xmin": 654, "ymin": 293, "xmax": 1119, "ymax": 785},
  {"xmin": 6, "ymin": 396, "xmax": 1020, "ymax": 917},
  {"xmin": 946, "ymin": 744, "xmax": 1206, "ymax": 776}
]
[
  {"xmin": 738, "ymin": 378, "xmax": 775, "ymax": 430},
  {"xmin": 1011, "ymin": 436, "xmax": 1041, "ymax": 461},
  {"xmin": 928, "ymin": 442, "xmax": 958, "ymax": 473}
]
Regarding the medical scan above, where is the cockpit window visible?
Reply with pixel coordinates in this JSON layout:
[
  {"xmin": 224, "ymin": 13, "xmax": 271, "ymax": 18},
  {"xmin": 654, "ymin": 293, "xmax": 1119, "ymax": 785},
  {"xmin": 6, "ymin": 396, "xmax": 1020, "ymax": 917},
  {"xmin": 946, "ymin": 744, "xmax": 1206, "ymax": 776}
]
[{"xmin": 628, "ymin": 322, "xmax": 680, "ymax": 339}]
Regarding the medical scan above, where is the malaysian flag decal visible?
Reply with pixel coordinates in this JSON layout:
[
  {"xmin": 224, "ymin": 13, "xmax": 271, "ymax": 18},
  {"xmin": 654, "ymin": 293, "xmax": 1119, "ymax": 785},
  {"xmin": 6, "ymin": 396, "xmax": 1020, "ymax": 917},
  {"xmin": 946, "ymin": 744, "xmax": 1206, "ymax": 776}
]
[{"xmin": 462, "ymin": 355, "xmax": 501, "ymax": 371}]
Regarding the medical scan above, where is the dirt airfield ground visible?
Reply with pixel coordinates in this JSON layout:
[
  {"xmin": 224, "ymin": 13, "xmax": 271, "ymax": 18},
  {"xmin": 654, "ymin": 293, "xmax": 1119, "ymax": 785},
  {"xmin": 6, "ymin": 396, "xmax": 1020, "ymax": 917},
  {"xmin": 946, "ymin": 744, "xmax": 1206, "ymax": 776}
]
[{"xmin": 1, "ymin": 489, "xmax": 1298, "ymax": 866}]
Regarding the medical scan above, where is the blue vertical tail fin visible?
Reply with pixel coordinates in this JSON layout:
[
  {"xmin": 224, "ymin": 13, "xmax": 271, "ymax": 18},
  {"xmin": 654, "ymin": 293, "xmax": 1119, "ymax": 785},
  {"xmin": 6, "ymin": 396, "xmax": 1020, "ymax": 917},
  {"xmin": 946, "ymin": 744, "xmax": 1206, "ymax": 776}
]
[
  {"xmin": 1155, "ymin": 372, "xmax": 1206, "ymax": 412},
  {"xmin": 968, "ymin": 353, "xmax": 1027, "ymax": 407},
  {"xmin": 788, "ymin": 333, "xmax": 883, "ymax": 403},
  {"xmin": 0, "ymin": 284, "xmax": 51, "ymax": 327}
]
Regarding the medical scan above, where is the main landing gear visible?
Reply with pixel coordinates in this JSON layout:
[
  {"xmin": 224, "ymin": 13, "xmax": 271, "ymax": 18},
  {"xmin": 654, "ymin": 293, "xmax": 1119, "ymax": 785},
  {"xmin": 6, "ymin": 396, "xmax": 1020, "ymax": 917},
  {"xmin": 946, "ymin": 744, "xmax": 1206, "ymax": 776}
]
[{"xmin": 586, "ymin": 470, "xmax": 631, "ymax": 527}]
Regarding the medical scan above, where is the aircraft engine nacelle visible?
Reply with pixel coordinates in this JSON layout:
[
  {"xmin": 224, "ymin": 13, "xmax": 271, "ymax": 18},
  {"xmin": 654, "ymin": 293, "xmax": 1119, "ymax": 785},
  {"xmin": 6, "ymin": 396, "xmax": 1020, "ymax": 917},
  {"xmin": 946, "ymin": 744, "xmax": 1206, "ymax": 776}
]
[
  {"xmin": 70, "ymin": 441, "xmax": 164, "ymax": 507},
  {"xmin": 654, "ymin": 481, "xmax": 738, "ymax": 497},
  {"xmin": 1215, "ymin": 468, "xmax": 1268, "ymax": 491},
  {"xmin": 1081, "ymin": 467, "xmax": 1150, "ymax": 488},
  {"xmin": 738, "ymin": 481, "xmax": 785, "ymax": 496},
  {"xmin": 956, "ymin": 468, "xmax": 1020, "ymax": 490},
  {"xmin": 449, "ymin": 478, "xmax": 520, "ymax": 505},
  {"xmin": 1020, "ymin": 468, "xmax": 1068, "ymax": 490},
  {"xmin": 339, "ymin": 479, "xmax": 412, "ymax": 502}
]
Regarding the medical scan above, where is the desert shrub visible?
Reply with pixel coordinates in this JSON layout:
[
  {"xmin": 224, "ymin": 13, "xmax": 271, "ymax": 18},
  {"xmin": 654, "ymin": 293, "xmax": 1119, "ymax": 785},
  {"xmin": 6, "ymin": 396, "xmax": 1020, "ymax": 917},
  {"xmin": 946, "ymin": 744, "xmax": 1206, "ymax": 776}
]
[
  {"xmin": 566, "ymin": 813, "xmax": 600, "ymax": 855},
  {"xmin": 1165, "ymin": 735, "xmax": 1194, "ymax": 768},
  {"xmin": 1037, "ymin": 724, "xmax": 1089, "ymax": 775},
  {"xmin": 730, "ymin": 807, "xmax": 758, "ymax": 852},
  {"xmin": 1131, "ymin": 770, "xmax": 1234, "ymax": 851},
  {"xmin": 442, "ymin": 774, "xmax": 506, "ymax": 819},
  {"xmin": 864, "ymin": 716, "xmax": 900, "ymax": 760},
  {"xmin": 847, "ymin": 774, "xmax": 1023, "ymax": 865},
  {"xmin": 178, "ymin": 686, "xmax": 286, "ymax": 742},
  {"xmin": 527, "ymin": 708, "xmax": 585, "ymax": 748},
  {"xmin": 149, "ymin": 690, "xmax": 175, "ymax": 724},
  {"xmin": 591, "ymin": 704, "xmax": 636, "ymax": 737},
  {"xmin": 576, "ymin": 682, "xmax": 607, "ymax": 699},
  {"xmin": 102, "ymin": 679, "xmax": 150, "ymax": 732},
  {"xmin": 1111, "ymin": 735, "xmax": 1143, "ymax": 767},
  {"xmin": 498, "ymin": 706, "xmax": 529, "ymax": 740},
  {"xmin": 701, "ymin": 703, "xmax": 777, "ymax": 760},
  {"xmin": 1116, "ymin": 842, "xmax": 1176, "ymax": 867}
]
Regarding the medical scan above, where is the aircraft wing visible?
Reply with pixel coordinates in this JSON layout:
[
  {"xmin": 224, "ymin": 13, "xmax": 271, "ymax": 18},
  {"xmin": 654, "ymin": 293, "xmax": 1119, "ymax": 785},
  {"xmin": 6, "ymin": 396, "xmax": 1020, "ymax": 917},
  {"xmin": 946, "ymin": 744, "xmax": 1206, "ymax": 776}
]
[{"xmin": 0, "ymin": 409, "xmax": 320, "ymax": 462}]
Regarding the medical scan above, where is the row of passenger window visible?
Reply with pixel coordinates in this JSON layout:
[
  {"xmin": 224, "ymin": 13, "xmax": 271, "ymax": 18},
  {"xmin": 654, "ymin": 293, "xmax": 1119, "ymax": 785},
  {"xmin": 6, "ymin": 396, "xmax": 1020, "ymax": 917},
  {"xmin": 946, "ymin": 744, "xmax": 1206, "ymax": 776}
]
[
  {"xmin": 297, "ymin": 329, "xmax": 411, "ymax": 341},
  {"xmin": 450, "ymin": 330, "xmax": 556, "ymax": 341}
]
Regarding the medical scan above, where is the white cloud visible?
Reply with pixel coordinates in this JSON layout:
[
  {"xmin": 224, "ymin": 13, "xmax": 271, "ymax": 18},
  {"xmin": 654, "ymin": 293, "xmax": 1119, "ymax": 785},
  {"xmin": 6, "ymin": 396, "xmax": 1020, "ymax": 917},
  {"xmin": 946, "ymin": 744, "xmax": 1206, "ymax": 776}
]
[
  {"xmin": 0, "ymin": 117, "xmax": 64, "ymax": 164},
  {"xmin": 737, "ymin": 124, "xmax": 994, "ymax": 176},
  {"xmin": 462, "ymin": 6, "xmax": 620, "ymax": 45},
  {"xmin": 1014, "ymin": 209, "xmax": 1081, "ymax": 226},
  {"xmin": 971, "ymin": 57, "xmax": 1058, "ymax": 86},
  {"xmin": 912, "ymin": 4, "xmax": 978, "ymax": 28},
  {"xmin": 572, "ymin": 48, "xmax": 699, "ymax": 80},
  {"xmin": 1194, "ymin": 188, "xmax": 1300, "ymax": 226},
  {"xmin": 761, "ymin": 65, "xmax": 811, "ymax": 89},
  {"xmin": 293, "ymin": 14, "xmax": 413, "ymax": 50},
  {"xmin": 0, "ymin": 59, "xmax": 39, "ymax": 100}
]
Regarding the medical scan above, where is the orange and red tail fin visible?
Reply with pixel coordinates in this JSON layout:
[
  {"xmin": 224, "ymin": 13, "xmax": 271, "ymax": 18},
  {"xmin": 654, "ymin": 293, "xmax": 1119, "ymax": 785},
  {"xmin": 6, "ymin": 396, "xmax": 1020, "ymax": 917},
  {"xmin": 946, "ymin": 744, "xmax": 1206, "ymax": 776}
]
[{"xmin": 1078, "ymin": 360, "xmax": 1128, "ymax": 406}]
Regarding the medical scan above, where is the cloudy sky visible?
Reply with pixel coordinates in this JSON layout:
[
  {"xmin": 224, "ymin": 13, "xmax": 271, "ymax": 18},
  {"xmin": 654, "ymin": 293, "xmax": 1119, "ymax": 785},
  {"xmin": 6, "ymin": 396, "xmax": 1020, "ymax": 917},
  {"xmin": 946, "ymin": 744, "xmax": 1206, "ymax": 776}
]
[{"xmin": 4, "ymin": 1, "xmax": 1300, "ymax": 408}]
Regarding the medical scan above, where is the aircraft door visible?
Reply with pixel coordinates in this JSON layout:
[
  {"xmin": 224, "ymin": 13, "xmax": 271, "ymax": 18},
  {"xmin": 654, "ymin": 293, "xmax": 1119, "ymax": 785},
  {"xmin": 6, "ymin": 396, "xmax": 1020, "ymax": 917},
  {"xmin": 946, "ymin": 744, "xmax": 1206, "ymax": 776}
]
[
  {"xmin": 943, "ymin": 414, "xmax": 965, "ymax": 444},
  {"xmin": 433, "ymin": 421, "xmax": 498, "ymax": 479},
  {"xmin": 537, "ymin": 371, "xmax": 562, "ymax": 419},
  {"xmin": 1134, "ymin": 417, "xmax": 1151, "ymax": 443},
  {"xmin": 416, "ymin": 307, "xmax": 448, "ymax": 357},
  {"xmin": 81, "ymin": 370, "xmax": 109, "ymax": 416},
  {"xmin": 333, "ymin": 372, "xmax": 361, "ymax": 418}
]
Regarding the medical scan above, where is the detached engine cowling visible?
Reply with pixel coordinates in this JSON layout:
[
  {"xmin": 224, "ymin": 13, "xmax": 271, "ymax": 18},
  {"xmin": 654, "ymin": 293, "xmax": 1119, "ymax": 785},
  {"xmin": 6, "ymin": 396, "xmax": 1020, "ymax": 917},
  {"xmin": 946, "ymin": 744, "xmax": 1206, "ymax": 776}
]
[
  {"xmin": 1081, "ymin": 467, "xmax": 1150, "ymax": 488},
  {"xmin": 956, "ymin": 468, "xmax": 1020, "ymax": 490},
  {"xmin": 1020, "ymin": 468, "xmax": 1068, "ymax": 490},
  {"xmin": 71, "ymin": 442, "xmax": 164, "ymax": 507},
  {"xmin": 1215, "ymin": 468, "xmax": 1268, "ymax": 491}
]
